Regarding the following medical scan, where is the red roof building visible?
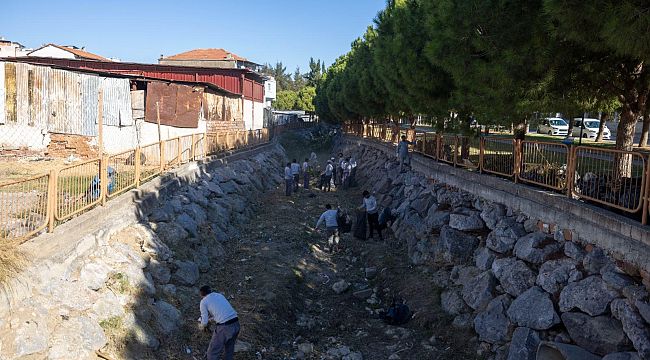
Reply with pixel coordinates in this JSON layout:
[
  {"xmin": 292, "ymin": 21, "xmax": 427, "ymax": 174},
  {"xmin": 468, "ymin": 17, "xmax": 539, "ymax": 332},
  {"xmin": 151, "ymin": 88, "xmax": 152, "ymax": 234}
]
[
  {"xmin": 159, "ymin": 48, "xmax": 260, "ymax": 71},
  {"xmin": 27, "ymin": 44, "xmax": 109, "ymax": 61}
]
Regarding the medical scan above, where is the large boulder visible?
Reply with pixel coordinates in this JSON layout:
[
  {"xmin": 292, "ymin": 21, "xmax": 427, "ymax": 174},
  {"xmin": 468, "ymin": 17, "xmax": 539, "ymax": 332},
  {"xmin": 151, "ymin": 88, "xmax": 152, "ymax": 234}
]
[
  {"xmin": 172, "ymin": 260, "xmax": 199, "ymax": 286},
  {"xmin": 513, "ymin": 232, "xmax": 562, "ymax": 265},
  {"xmin": 148, "ymin": 259, "xmax": 171, "ymax": 284},
  {"xmin": 507, "ymin": 287, "xmax": 560, "ymax": 330},
  {"xmin": 462, "ymin": 271, "xmax": 498, "ymax": 311},
  {"xmin": 475, "ymin": 247, "xmax": 497, "ymax": 271},
  {"xmin": 449, "ymin": 212, "xmax": 485, "ymax": 231},
  {"xmin": 536, "ymin": 258, "xmax": 579, "ymax": 294},
  {"xmin": 507, "ymin": 327, "xmax": 541, "ymax": 360},
  {"xmin": 474, "ymin": 294, "xmax": 514, "ymax": 344},
  {"xmin": 564, "ymin": 241, "xmax": 587, "ymax": 262},
  {"xmin": 561, "ymin": 312, "xmax": 631, "ymax": 356},
  {"xmin": 435, "ymin": 225, "xmax": 479, "ymax": 265},
  {"xmin": 450, "ymin": 265, "xmax": 481, "ymax": 287},
  {"xmin": 148, "ymin": 203, "xmax": 176, "ymax": 222},
  {"xmin": 481, "ymin": 203, "xmax": 507, "ymax": 230},
  {"xmin": 152, "ymin": 300, "xmax": 181, "ymax": 335},
  {"xmin": 441, "ymin": 289, "xmax": 470, "ymax": 315},
  {"xmin": 559, "ymin": 276, "xmax": 619, "ymax": 316},
  {"xmin": 175, "ymin": 213, "xmax": 199, "ymax": 237},
  {"xmin": 183, "ymin": 203, "xmax": 208, "ymax": 225},
  {"xmin": 154, "ymin": 222, "xmax": 189, "ymax": 245},
  {"xmin": 486, "ymin": 219, "xmax": 527, "ymax": 254},
  {"xmin": 491, "ymin": 257, "xmax": 536, "ymax": 297},
  {"xmin": 46, "ymin": 316, "xmax": 107, "ymax": 359},
  {"xmin": 583, "ymin": 248, "xmax": 613, "ymax": 275},
  {"xmin": 611, "ymin": 299, "xmax": 650, "ymax": 359}
]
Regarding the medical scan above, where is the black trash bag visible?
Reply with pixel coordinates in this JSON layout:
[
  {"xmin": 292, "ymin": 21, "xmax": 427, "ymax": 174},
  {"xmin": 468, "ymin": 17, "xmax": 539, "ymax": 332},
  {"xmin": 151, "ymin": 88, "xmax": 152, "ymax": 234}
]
[
  {"xmin": 378, "ymin": 207, "xmax": 395, "ymax": 231},
  {"xmin": 353, "ymin": 209, "xmax": 367, "ymax": 240},
  {"xmin": 379, "ymin": 300, "xmax": 411, "ymax": 326},
  {"xmin": 337, "ymin": 208, "xmax": 352, "ymax": 234}
]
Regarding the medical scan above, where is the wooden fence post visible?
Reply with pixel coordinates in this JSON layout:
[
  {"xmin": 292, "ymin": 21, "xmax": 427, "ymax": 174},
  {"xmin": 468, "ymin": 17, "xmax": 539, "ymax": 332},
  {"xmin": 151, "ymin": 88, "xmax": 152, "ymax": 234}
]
[
  {"xmin": 479, "ymin": 138, "xmax": 485, "ymax": 173},
  {"xmin": 177, "ymin": 138, "xmax": 182, "ymax": 165},
  {"xmin": 47, "ymin": 169, "xmax": 57, "ymax": 233},
  {"xmin": 191, "ymin": 134, "xmax": 196, "ymax": 161},
  {"xmin": 100, "ymin": 155, "xmax": 108, "ymax": 206},
  {"xmin": 160, "ymin": 141, "xmax": 165, "ymax": 172},
  {"xmin": 134, "ymin": 147, "xmax": 141, "ymax": 187},
  {"xmin": 513, "ymin": 139, "xmax": 521, "ymax": 183},
  {"xmin": 642, "ymin": 154, "xmax": 650, "ymax": 225}
]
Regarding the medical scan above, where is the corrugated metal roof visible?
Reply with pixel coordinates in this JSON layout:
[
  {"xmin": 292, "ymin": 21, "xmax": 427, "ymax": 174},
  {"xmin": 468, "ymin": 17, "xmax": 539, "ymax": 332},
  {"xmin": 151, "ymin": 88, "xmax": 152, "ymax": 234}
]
[{"xmin": 5, "ymin": 57, "xmax": 266, "ymax": 101}]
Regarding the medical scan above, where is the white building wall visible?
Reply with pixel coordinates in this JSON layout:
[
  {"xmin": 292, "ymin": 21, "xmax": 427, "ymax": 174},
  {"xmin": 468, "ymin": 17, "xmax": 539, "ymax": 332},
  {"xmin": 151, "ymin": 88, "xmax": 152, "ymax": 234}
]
[
  {"xmin": 0, "ymin": 123, "xmax": 49, "ymax": 150},
  {"xmin": 139, "ymin": 119, "xmax": 208, "ymax": 147},
  {"xmin": 243, "ymin": 99, "xmax": 253, "ymax": 130},
  {"xmin": 242, "ymin": 100, "xmax": 265, "ymax": 131},
  {"xmin": 253, "ymin": 101, "xmax": 264, "ymax": 130},
  {"xmin": 27, "ymin": 46, "xmax": 76, "ymax": 59}
]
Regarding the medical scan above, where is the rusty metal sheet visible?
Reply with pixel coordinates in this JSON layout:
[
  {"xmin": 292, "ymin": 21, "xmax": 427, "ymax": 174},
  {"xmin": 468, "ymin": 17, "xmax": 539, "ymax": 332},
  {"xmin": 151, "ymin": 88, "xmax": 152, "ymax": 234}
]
[
  {"xmin": 0, "ymin": 62, "xmax": 5, "ymax": 124},
  {"xmin": 202, "ymin": 90, "xmax": 225, "ymax": 121},
  {"xmin": 145, "ymin": 82, "xmax": 201, "ymax": 128},
  {"xmin": 47, "ymin": 67, "xmax": 84, "ymax": 135},
  {"xmin": 101, "ymin": 77, "xmax": 133, "ymax": 126},
  {"xmin": 15, "ymin": 62, "xmax": 29, "ymax": 125},
  {"xmin": 5, "ymin": 62, "xmax": 16, "ymax": 123},
  {"xmin": 30, "ymin": 64, "xmax": 50, "ymax": 127}
]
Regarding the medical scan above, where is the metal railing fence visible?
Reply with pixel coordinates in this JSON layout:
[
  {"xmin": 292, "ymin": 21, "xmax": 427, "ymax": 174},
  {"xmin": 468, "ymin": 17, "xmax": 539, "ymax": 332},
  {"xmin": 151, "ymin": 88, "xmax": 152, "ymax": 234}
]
[
  {"xmin": 343, "ymin": 123, "xmax": 650, "ymax": 225},
  {"xmin": 0, "ymin": 122, "xmax": 306, "ymax": 243}
]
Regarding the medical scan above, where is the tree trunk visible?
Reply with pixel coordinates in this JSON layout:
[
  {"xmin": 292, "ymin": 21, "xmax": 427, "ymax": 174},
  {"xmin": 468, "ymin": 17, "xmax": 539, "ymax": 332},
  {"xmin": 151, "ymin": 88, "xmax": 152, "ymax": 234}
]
[
  {"xmin": 638, "ymin": 110, "xmax": 650, "ymax": 147},
  {"xmin": 566, "ymin": 113, "xmax": 574, "ymax": 137},
  {"xmin": 595, "ymin": 112, "xmax": 609, "ymax": 142},
  {"xmin": 614, "ymin": 107, "xmax": 637, "ymax": 178}
]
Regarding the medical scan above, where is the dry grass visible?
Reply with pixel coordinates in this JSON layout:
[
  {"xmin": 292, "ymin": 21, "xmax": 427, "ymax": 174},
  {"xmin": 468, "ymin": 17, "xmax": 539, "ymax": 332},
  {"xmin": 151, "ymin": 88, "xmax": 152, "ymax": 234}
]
[{"xmin": 0, "ymin": 240, "xmax": 26, "ymax": 287}]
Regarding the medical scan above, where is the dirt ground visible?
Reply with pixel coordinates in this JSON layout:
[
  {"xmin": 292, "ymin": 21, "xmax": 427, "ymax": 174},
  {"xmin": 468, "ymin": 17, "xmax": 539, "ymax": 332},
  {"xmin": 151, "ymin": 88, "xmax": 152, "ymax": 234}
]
[{"xmin": 148, "ymin": 134, "xmax": 481, "ymax": 360}]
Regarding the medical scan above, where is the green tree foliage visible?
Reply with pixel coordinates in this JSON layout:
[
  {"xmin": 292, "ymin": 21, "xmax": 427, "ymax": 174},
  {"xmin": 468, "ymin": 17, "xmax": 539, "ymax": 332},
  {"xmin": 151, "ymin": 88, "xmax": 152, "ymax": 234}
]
[
  {"xmin": 260, "ymin": 62, "xmax": 292, "ymax": 91},
  {"xmin": 292, "ymin": 67, "xmax": 306, "ymax": 91},
  {"xmin": 314, "ymin": 0, "xmax": 650, "ymax": 154},
  {"xmin": 296, "ymin": 86, "xmax": 316, "ymax": 112},
  {"xmin": 273, "ymin": 90, "xmax": 298, "ymax": 110},
  {"xmin": 305, "ymin": 58, "xmax": 324, "ymax": 86}
]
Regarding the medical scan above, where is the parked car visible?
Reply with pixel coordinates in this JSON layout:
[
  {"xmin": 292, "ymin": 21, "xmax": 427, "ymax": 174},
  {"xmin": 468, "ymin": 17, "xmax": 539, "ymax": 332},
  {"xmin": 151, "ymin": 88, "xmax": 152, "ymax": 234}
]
[
  {"xmin": 571, "ymin": 118, "xmax": 611, "ymax": 140},
  {"xmin": 537, "ymin": 117, "xmax": 569, "ymax": 136}
]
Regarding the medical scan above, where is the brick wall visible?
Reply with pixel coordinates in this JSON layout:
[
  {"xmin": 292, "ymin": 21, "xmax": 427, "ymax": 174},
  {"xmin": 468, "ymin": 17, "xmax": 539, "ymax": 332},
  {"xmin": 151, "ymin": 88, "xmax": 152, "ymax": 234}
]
[{"xmin": 46, "ymin": 133, "xmax": 98, "ymax": 159}]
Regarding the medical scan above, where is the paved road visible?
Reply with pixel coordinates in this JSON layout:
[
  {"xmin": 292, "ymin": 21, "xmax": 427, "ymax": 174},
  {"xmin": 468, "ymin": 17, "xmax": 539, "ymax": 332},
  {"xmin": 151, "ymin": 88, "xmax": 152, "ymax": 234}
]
[{"xmin": 402, "ymin": 121, "xmax": 645, "ymax": 144}]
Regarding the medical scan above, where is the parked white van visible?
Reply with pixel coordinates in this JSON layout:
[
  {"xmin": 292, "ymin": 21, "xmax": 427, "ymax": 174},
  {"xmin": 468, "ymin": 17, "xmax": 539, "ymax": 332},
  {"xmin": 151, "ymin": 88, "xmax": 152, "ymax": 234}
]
[
  {"xmin": 537, "ymin": 117, "xmax": 569, "ymax": 136},
  {"xmin": 571, "ymin": 118, "xmax": 611, "ymax": 140}
]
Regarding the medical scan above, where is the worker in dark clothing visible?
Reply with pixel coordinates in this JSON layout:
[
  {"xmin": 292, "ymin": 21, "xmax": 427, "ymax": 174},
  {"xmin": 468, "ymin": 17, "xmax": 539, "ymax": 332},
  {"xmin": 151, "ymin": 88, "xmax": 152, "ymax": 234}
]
[{"xmin": 359, "ymin": 190, "xmax": 382, "ymax": 240}]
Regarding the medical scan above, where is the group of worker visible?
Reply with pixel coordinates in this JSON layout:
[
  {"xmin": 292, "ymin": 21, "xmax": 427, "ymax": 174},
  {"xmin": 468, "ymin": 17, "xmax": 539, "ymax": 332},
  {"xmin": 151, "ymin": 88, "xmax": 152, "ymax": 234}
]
[
  {"xmin": 283, "ymin": 153, "xmax": 358, "ymax": 196},
  {"xmin": 199, "ymin": 138, "xmax": 411, "ymax": 360}
]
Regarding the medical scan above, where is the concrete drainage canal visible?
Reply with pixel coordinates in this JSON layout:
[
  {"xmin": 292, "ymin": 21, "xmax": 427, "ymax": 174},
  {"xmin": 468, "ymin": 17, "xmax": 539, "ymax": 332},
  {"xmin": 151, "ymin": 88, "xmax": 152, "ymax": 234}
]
[{"xmin": 2, "ymin": 128, "xmax": 650, "ymax": 360}]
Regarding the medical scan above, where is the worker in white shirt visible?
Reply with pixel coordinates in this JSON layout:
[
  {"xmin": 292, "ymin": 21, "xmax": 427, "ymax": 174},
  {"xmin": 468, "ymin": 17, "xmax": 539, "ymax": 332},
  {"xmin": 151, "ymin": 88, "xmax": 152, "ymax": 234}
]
[
  {"xmin": 321, "ymin": 160, "xmax": 334, "ymax": 192},
  {"xmin": 359, "ymin": 190, "xmax": 383, "ymax": 240},
  {"xmin": 284, "ymin": 162, "xmax": 293, "ymax": 196},
  {"xmin": 290, "ymin": 159, "xmax": 301, "ymax": 191},
  {"xmin": 198, "ymin": 285, "xmax": 240, "ymax": 360},
  {"xmin": 302, "ymin": 158, "xmax": 310, "ymax": 189},
  {"xmin": 316, "ymin": 203, "xmax": 339, "ymax": 253}
]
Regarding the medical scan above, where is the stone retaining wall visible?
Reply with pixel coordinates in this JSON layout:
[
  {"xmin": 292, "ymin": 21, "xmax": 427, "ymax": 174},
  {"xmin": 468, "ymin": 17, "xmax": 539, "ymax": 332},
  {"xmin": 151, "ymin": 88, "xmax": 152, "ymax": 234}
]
[
  {"xmin": 341, "ymin": 136, "xmax": 650, "ymax": 274},
  {"xmin": 0, "ymin": 142, "xmax": 286, "ymax": 359},
  {"xmin": 338, "ymin": 139, "xmax": 650, "ymax": 360}
]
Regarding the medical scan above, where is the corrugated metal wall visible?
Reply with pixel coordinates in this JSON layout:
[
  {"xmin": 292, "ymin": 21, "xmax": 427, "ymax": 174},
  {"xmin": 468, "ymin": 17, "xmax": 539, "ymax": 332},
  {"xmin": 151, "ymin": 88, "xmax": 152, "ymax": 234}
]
[
  {"xmin": 0, "ymin": 61, "xmax": 133, "ymax": 136},
  {"xmin": 0, "ymin": 63, "xmax": 5, "ymax": 124}
]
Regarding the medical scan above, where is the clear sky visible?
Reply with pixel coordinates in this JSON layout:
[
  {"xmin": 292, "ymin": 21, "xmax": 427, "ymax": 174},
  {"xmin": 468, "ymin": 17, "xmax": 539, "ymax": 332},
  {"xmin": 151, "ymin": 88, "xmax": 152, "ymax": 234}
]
[{"xmin": 0, "ymin": 0, "xmax": 384, "ymax": 72}]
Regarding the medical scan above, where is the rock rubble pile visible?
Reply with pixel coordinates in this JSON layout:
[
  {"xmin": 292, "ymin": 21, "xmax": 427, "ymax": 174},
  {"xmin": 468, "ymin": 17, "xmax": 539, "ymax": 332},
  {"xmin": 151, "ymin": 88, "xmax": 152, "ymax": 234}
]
[{"xmin": 340, "ymin": 142, "xmax": 650, "ymax": 360}]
